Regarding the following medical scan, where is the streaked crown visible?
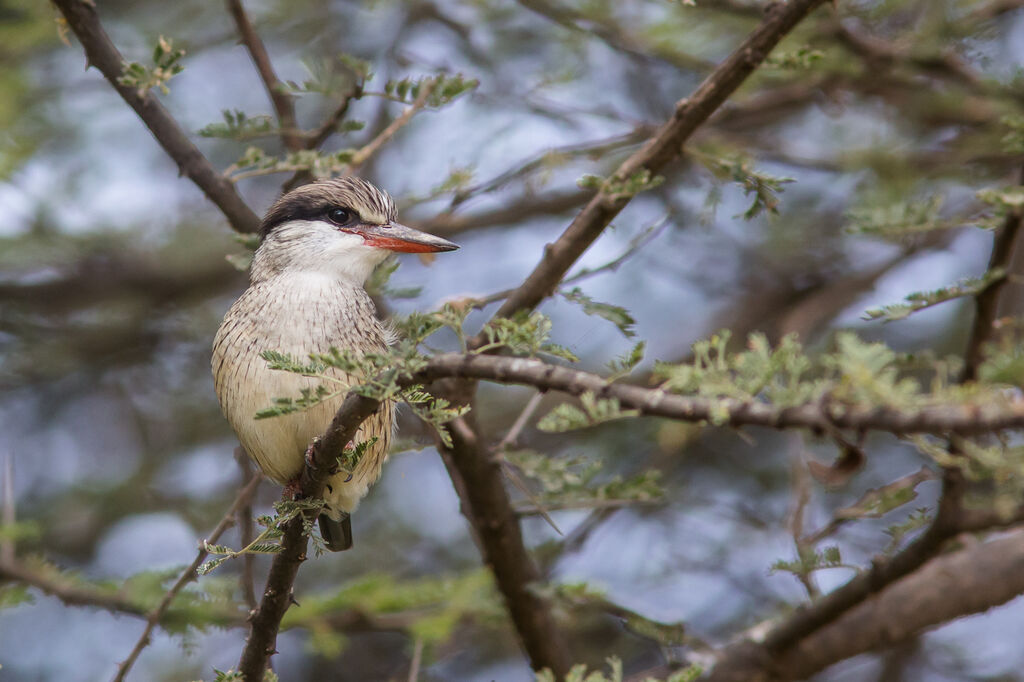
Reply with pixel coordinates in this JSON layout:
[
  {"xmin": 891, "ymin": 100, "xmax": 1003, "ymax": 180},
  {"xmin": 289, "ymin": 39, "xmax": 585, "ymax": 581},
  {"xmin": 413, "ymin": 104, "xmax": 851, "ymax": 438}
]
[{"xmin": 260, "ymin": 177, "xmax": 396, "ymax": 239}]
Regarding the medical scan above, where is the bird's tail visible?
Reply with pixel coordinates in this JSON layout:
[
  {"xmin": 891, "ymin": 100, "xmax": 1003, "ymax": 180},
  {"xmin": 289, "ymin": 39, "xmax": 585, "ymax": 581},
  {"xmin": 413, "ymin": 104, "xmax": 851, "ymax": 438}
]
[{"xmin": 318, "ymin": 512, "xmax": 354, "ymax": 551}]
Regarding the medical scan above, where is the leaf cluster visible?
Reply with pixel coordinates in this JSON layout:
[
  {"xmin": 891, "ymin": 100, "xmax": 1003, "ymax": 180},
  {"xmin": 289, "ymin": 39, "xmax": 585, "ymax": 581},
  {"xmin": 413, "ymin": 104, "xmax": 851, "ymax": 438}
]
[
  {"xmin": 383, "ymin": 73, "xmax": 478, "ymax": 106},
  {"xmin": 198, "ymin": 110, "xmax": 276, "ymax": 141},
  {"xmin": 506, "ymin": 449, "xmax": 662, "ymax": 510},
  {"xmin": 699, "ymin": 153, "xmax": 794, "ymax": 219},
  {"xmin": 561, "ymin": 287, "xmax": 636, "ymax": 338},
  {"xmin": 118, "ymin": 36, "xmax": 185, "ymax": 97},
  {"xmin": 536, "ymin": 657, "xmax": 701, "ymax": 682},
  {"xmin": 862, "ymin": 268, "xmax": 1005, "ymax": 322}
]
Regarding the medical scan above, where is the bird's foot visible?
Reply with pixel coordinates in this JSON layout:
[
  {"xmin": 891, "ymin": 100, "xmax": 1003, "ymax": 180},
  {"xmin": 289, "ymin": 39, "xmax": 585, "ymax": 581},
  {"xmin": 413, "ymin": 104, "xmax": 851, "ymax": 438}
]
[{"xmin": 282, "ymin": 476, "xmax": 303, "ymax": 501}]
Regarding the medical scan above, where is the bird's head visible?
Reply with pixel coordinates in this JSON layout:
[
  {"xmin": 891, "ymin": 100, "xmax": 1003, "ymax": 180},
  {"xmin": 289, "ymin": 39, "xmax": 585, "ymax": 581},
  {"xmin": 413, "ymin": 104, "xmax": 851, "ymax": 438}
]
[{"xmin": 251, "ymin": 177, "xmax": 458, "ymax": 285}]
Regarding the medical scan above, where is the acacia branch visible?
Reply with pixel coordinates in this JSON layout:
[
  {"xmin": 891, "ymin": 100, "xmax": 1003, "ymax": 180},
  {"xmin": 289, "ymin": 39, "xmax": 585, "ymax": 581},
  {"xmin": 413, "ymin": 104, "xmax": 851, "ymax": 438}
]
[
  {"xmin": 51, "ymin": 0, "xmax": 260, "ymax": 234},
  {"xmin": 344, "ymin": 79, "xmax": 437, "ymax": 175},
  {"xmin": 236, "ymin": 393, "xmax": 382, "ymax": 681},
  {"xmin": 775, "ymin": 530, "xmax": 1024, "ymax": 680},
  {"xmin": 490, "ymin": 0, "xmax": 832, "ymax": 323},
  {"xmin": 113, "ymin": 472, "xmax": 263, "ymax": 682},
  {"xmin": 225, "ymin": 0, "xmax": 302, "ymax": 152},
  {"xmin": 963, "ymin": 164, "xmax": 1024, "ymax": 380},
  {"xmin": 411, "ymin": 353, "xmax": 1024, "ymax": 435}
]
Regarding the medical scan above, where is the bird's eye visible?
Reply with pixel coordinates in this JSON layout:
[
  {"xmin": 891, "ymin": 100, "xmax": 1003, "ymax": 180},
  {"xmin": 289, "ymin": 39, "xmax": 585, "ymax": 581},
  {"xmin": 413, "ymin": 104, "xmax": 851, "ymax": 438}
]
[{"xmin": 326, "ymin": 208, "xmax": 353, "ymax": 225}]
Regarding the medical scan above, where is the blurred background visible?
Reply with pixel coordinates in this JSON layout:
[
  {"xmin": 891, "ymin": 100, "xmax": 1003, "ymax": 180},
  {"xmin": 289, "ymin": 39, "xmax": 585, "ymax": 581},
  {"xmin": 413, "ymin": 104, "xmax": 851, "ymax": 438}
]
[{"xmin": 1, "ymin": 0, "xmax": 1023, "ymax": 680}]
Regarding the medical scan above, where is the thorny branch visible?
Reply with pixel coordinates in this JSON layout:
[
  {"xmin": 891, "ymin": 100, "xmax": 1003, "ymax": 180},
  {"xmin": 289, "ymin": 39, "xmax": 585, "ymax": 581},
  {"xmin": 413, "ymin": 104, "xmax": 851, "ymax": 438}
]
[
  {"xmin": 235, "ymin": 393, "xmax": 382, "ymax": 681},
  {"xmin": 409, "ymin": 353, "xmax": 1024, "ymax": 435},
  {"xmin": 488, "ymin": 0, "xmax": 832, "ymax": 325},
  {"xmin": 51, "ymin": 0, "xmax": 261, "ymax": 234}
]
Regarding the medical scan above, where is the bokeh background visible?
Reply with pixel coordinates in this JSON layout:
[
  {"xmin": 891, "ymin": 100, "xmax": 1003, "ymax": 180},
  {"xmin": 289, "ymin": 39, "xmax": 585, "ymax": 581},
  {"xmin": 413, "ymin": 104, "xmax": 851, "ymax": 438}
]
[{"xmin": 2, "ymin": 0, "xmax": 1024, "ymax": 680}]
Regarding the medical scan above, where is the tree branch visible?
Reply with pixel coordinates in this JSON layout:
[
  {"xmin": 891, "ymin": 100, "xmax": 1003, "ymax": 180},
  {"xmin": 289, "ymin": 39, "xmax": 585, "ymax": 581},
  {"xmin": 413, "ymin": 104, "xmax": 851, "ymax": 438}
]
[
  {"xmin": 490, "ymin": 0, "xmax": 832, "ymax": 323},
  {"xmin": 710, "ymin": 527, "xmax": 1024, "ymax": 682},
  {"xmin": 963, "ymin": 164, "xmax": 1024, "ymax": 380},
  {"xmin": 410, "ymin": 353, "xmax": 1024, "ymax": 435},
  {"xmin": 225, "ymin": 0, "xmax": 303, "ymax": 152},
  {"xmin": 113, "ymin": 472, "xmax": 263, "ymax": 682},
  {"xmin": 236, "ymin": 392, "xmax": 382, "ymax": 681},
  {"xmin": 51, "ymin": 0, "xmax": 261, "ymax": 234}
]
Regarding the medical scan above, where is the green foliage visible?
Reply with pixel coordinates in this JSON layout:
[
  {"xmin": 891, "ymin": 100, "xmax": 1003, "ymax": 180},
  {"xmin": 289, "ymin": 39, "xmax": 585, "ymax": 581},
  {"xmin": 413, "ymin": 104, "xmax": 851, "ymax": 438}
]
[
  {"xmin": 561, "ymin": 287, "xmax": 636, "ymax": 338},
  {"xmin": 884, "ymin": 507, "xmax": 932, "ymax": 553},
  {"xmin": 507, "ymin": 449, "xmax": 662, "ymax": 510},
  {"xmin": 536, "ymin": 657, "xmax": 702, "ymax": 682},
  {"xmin": 479, "ymin": 312, "xmax": 579, "ymax": 361},
  {"xmin": 648, "ymin": 330, "xmax": 1020, "ymax": 428},
  {"xmin": 699, "ymin": 153, "xmax": 794, "ymax": 219},
  {"xmin": 1000, "ymin": 113, "xmax": 1024, "ymax": 154},
  {"xmin": 862, "ymin": 269, "xmax": 1005, "ymax": 322},
  {"xmin": 765, "ymin": 46, "xmax": 825, "ymax": 70},
  {"xmin": 383, "ymin": 73, "xmax": 479, "ymax": 106},
  {"xmin": 770, "ymin": 545, "xmax": 844, "ymax": 578},
  {"xmin": 653, "ymin": 332, "xmax": 814, "ymax": 423},
  {"xmin": 976, "ymin": 185, "xmax": 1024, "ymax": 230},
  {"xmin": 118, "ymin": 36, "xmax": 185, "ymax": 97},
  {"xmin": 401, "ymin": 389, "xmax": 470, "ymax": 447},
  {"xmin": 197, "ymin": 499, "xmax": 329, "ymax": 576},
  {"xmin": 198, "ymin": 110, "xmax": 275, "ymax": 140},
  {"xmin": 227, "ymin": 145, "xmax": 356, "ymax": 181},
  {"xmin": 978, "ymin": 334, "xmax": 1024, "ymax": 386},
  {"xmin": 280, "ymin": 569, "xmax": 501, "ymax": 648},
  {"xmin": 0, "ymin": 584, "xmax": 33, "ymax": 609},
  {"xmin": 844, "ymin": 195, "xmax": 947, "ymax": 236},
  {"xmin": 0, "ymin": 520, "xmax": 41, "ymax": 544},
  {"xmin": 577, "ymin": 169, "xmax": 665, "ymax": 200},
  {"xmin": 607, "ymin": 341, "xmax": 645, "ymax": 380},
  {"xmin": 537, "ymin": 392, "xmax": 640, "ymax": 432},
  {"xmin": 364, "ymin": 258, "xmax": 423, "ymax": 300},
  {"xmin": 284, "ymin": 54, "xmax": 372, "ymax": 94},
  {"xmin": 912, "ymin": 437, "xmax": 1024, "ymax": 517}
]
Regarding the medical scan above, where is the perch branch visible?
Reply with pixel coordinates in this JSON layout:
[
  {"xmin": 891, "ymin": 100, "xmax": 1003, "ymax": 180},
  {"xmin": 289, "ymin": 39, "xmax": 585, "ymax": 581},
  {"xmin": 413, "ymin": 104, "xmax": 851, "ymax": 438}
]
[{"xmin": 235, "ymin": 393, "xmax": 382, "ymax": 681}]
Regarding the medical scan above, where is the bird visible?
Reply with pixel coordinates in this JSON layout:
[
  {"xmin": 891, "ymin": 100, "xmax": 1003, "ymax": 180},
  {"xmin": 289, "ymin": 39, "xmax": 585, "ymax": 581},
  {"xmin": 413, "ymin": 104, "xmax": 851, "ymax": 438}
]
[{"xmin": 212, "ymin": 177, "xmax": 458, "ymax": 551}]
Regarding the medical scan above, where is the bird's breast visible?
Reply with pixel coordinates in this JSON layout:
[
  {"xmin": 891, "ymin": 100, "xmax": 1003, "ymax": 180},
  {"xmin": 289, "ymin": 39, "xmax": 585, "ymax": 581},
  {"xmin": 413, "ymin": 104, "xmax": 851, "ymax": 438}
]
[{"xmin": 212, "ymin": 273, "xmax": 391, "ymax": 485}]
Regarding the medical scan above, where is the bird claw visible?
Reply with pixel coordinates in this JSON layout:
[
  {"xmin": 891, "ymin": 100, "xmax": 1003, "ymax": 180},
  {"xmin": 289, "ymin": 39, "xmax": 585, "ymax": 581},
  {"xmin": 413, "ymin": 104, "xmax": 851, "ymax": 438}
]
[{"xmin": 282, "ymin": 477, "xmax": 302, "ymax": 501}]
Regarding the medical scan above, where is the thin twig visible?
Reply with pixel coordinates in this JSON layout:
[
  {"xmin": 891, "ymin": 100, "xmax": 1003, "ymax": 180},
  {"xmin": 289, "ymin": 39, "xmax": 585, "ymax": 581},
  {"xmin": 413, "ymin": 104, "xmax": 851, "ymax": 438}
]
[
  {"xmin": 51, "ymin": 0, "xmax": 261, "ymax": 234},
  {"xmin": 787, "ymin": 443, "xmax": 819, "ymax": 599},
  {"xmin": 112, "ymin": 473, "xmax": 263, "ymax": 682},
  {"xmin": 225, "ymin": 0, "xmax": 302, "ymax": 151},
  {"xmin": 306, "ymin": 83, "xmax": 366, "ymax": 151},
  {"xmin": 345, "ymin": 79, "xmax": 437, "ymax": 175},
  {"xmin": 470, "ymin": 215, "xmax": 670, "ymax": 309},
  {"xmin": 498, "ymin": 391, "xmax": 546, "ymax": 451}
]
